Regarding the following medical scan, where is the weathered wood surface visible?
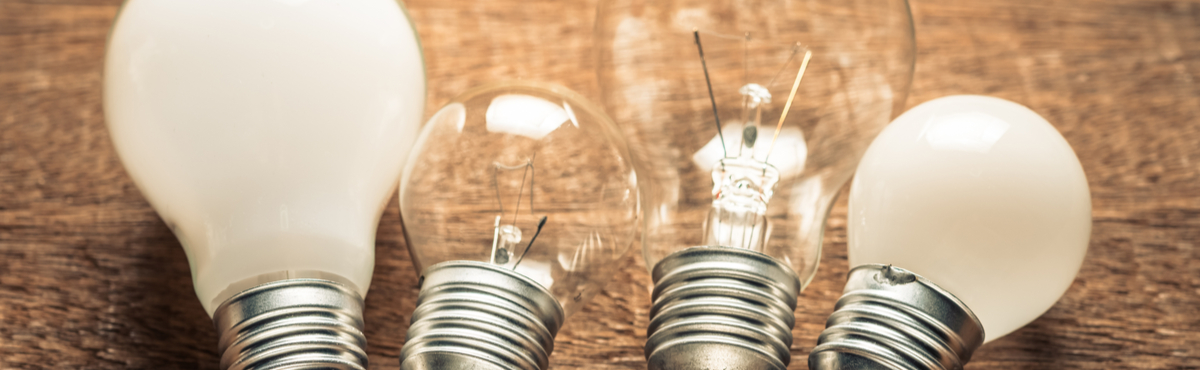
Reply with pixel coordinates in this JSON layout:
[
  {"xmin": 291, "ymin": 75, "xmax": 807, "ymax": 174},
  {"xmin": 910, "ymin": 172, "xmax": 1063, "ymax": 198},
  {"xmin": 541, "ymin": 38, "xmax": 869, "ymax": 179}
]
[{"xmin": 1, "ymin": 0, "xmax": 1198, "ymax": 368}]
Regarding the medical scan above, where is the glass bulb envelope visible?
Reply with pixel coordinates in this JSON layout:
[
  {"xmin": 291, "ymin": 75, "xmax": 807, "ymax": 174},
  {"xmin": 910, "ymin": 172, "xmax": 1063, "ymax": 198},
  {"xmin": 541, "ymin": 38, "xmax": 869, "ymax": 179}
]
[
  {"xmin": 399, "ymin": 82, "xmax": 640, "ymax": 317},
  {"xmin": 598, "ymin": 0, "xmax": 916, "ymax": 291},
  {"xmin": 597, "ymin": 1, "xmax": 915, "ymax": 368}
]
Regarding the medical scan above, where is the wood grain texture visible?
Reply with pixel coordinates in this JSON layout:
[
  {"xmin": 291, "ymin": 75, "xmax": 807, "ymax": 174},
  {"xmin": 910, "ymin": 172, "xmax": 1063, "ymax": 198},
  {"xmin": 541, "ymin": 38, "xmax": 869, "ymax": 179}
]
[{"xmin": 1, "ymin": 0, "xmax": 1198, "ymax": 369}]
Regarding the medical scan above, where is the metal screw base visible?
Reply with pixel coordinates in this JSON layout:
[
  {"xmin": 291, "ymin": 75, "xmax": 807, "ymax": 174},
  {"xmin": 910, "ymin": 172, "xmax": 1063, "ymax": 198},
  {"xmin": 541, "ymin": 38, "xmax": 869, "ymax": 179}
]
[
  {"xmin": 645, "ymin": 246, "xmax": 801, "ymax": 370},
  {"xmin": 809, "ymin": 264, "xmax": 985, "ymax": 370},
  {"xmin": 213, "ymin": 279, "xmax": 368, "ymax": 370},
  {"xmin": 400, "ymin": 261, "xmax": 565, "ymax": 370}
]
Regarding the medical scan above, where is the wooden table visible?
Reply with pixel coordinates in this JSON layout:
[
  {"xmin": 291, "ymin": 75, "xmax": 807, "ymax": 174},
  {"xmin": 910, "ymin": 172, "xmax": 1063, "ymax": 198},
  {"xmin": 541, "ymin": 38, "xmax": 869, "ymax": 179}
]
[{"xmin": 2, "ymin": 0, "xmax": 1198, "ymax": 368}]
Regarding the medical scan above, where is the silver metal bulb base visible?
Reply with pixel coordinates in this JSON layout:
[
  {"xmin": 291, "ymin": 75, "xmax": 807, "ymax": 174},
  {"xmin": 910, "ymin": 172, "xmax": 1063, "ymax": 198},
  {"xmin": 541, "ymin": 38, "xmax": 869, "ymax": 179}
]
[
  {"xmin": 400, "ymin": 261, "xmax": 565, "ymax": 370},
  {"xmin": 645, "ymin": 246, "xmax": 801, "ymax": 370},
  {"xmin": 808, "ymin": 264, "xmax": 986, "ymax": 370},
  {"xmin": 212, "ymin": 278, "xmax": 368, "ymax": 370}
]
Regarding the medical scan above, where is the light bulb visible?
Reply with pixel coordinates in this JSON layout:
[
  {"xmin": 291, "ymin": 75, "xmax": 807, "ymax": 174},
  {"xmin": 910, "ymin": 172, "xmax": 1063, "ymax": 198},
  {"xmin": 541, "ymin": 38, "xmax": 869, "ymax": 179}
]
[
  {"xmin": 596, "ymin": 1, "xmax": 915, "ymax": 369},
  {"xmin": 103, "ymin": 1, "xmax": 425, "ymax": 368},
  {"xmin": 397, "ymin": 82, "xmax": 640, "ymax": 370},
  {"xmin": 809, "ymin": 95, "xmax": 1091, "ymax": 369}
]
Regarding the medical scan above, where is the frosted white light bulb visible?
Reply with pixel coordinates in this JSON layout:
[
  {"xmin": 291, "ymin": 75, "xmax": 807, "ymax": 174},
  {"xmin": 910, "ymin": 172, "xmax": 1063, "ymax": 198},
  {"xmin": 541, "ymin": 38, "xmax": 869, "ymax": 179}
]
[
  {"xmin": 810, "ymin": 95, "xmax": 1091, "ymax": 370},
  {"xmin": 104, "ymin": 1, "xmax": 425, "ymax": 368}
]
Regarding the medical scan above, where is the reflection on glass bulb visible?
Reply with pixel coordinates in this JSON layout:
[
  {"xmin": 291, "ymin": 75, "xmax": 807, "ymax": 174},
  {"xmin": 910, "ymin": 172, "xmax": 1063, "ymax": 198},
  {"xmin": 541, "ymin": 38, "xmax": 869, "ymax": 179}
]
[
  {"xmin": 597, "ymin": 1, "xmax": 915, "ymax": 368},
  {"xmin": 398, "ymin": 82, "xmax": 639, "ymax": 370},
  {"xmin": 485, "ymin": 94, "xmax": 576, "ymax": 139},
  {"xmin": 809, "ymin": 95, "xmax": 1091, "ymax": 370},
  {"xmin": 104, "ymin": 0, "xmax": 425, "ymax": 368}
]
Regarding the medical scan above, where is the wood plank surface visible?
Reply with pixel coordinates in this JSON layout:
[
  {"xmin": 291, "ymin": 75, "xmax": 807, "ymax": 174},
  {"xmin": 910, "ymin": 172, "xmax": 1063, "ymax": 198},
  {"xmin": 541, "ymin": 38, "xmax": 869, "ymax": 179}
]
[{"xmin": 2, "ymin": 0, "xmax": 1198, "ymax": 369}]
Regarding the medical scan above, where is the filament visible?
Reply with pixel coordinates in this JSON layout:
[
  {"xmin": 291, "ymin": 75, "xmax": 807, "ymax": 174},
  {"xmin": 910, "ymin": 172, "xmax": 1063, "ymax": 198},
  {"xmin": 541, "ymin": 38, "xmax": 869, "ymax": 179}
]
[
  {"xmin": 491, "ymin": 155, "xmax": 538, "ymax": 266},
  {"xmin": 694, "ymin": 30, "xmax": 726, "ymax": 157},
  {"xmin": 492, "ymin": 155, "xmax": 538, "ymax": 225},
  {"xmin": 740, "ymin": 32, "xmax": 751, "ymax": 158},
  {"xmin": 765, "ymin": 44, "xmax": 802, "ymax": 91},
  {"xmin": 765, "ymin": 50, "xmax": 812, "ymax": 164},
  {"xmin": 511, "ymin": 159, "xmax": 530, "ymax": 225}
]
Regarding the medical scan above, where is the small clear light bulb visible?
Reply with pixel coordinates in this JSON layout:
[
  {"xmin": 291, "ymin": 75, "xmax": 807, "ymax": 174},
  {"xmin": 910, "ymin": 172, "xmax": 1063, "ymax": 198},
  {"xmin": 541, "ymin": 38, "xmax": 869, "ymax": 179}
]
[
  {"xmin": 397, "ymin": 82, "xmax": 640, "ymax": 370},
  {"xmin": 104, "ymin": 1, "xmax": 425, "ymax": 368},
  {"xmin": 596, "ymin": 1, "xmax": 916, "ymax": 368},
  {"xmin": 809, "ymin": 95, "xmax": 1092, "ymax": 369}
]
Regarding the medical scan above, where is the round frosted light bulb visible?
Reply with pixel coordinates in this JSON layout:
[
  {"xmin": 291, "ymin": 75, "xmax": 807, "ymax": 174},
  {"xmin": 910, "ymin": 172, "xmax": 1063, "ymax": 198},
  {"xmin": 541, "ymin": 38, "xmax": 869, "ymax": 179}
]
[
  {"xmin": 810, "ymin": 95, "xmax": 1091, "ymax": 370},
  {"xmin": 104, "ymin": 1, "xmax": 425, "ymax": 368},
  {"xmin": 397, "ymin": 82, "xmax": 639, "ymax": 370}
]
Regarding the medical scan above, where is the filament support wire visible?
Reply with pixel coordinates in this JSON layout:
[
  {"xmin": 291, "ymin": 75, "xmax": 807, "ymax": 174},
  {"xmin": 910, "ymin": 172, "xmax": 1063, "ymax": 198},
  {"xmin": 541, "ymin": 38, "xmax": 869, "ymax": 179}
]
[
  {"xmin": 401, "ymin": 261, "xmax": 564, "ymax": 370},
  {"xmin": 809, "ymin": 264, "xmax": 985, "ymax": 370},
  {"xmin": 213, "ymin": 279, "xmax": 368, "ymax": 370},
  {"xmin": 645, "ymin": 246, "xmax": 801, "ymax": 370}
]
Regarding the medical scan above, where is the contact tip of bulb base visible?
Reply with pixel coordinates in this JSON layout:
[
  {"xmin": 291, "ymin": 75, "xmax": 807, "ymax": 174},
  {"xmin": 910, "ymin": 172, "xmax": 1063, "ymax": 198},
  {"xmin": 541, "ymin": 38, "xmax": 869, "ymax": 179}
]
[
  {"xmin": 212, "ymin": 278, "xmax": 368, "ymax": 370},
  {"xmin": 645, "ymin": 246, "xmax": 801, "ymax": 370},
  {"xmin": 400, "ymin": 261, "xmax": 565, "ymax": 370},
  {"xmin": 808, "ymin": 264, "xmax": 985, "ymax": 370}
]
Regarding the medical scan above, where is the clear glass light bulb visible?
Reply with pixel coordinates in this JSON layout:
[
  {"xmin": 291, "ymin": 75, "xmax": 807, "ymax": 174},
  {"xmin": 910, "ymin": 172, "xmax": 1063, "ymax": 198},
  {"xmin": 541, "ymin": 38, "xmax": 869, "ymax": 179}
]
[
  {"xmin": 596, "ymin": 1, "xmax": 915, "ymax": 369},
  {"xmin": 809, "ymin": 95, "xmax": 1091, "ymax": 370},
  {"xmin": 397, "ymin": 82, "xmax": 639, "ymax": 370},
  {"xmin": 104, "ymin": 0, "xmax": 424, "ymax": 368}
]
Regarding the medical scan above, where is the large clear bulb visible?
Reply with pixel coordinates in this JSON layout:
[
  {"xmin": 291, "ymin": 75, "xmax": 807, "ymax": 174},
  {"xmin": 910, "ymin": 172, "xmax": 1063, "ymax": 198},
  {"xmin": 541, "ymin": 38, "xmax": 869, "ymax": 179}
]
[
  {"xmin": 809, "ymin": 96, "xmax": 1091, "ymax": 370},
  {"xmin": 596, "ymin": 1, "xmax": 915, "ymax": 369},
  {"xmin": 397, "ymin": 82, "xmax": 639, "ymax": 370},
  {"xmin": 104, "ymin": 1, "xmax": 424, "ymax": 368}
]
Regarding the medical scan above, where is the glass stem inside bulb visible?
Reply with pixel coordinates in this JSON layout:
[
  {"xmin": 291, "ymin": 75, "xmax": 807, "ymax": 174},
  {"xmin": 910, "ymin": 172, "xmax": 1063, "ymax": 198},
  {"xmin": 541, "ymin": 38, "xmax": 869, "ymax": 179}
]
[
  {"xmin": 737, "ymin": 83, "xmax": 772, "ymax": 159},
  {"xmin": 703, "ymin": 157, "xmax": 781, "ymax": 251},
  {"xmin": 490, "ymin": 215, "xmax": 524, "ymax": 265}
]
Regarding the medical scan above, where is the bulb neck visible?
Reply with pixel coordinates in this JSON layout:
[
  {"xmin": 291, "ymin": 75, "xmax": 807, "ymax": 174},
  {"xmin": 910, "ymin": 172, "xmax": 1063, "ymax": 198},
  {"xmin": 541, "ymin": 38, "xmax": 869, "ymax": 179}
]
[
  {"xmin": 703, "ymin": 158, "xmax": 781, "ymax": 251},
  {"xmin": 400, "ymin": 261, "xmax": 564, "ymax": 370},
  {"xmin": 212, "ymin": 278, "xmax": 367, "ymax": 370},
  {"xmin": 710, "ymin": 157, "xmax": 780, "ymax": 206},
  {"xmin": 645, "ymin": 246, "xmax": 800, "ymax": 370},
  {"xmin": 809, "ymin": 264, "xmax": 985, "ymax": 370}
]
